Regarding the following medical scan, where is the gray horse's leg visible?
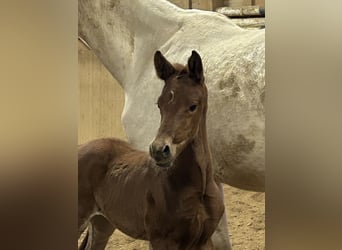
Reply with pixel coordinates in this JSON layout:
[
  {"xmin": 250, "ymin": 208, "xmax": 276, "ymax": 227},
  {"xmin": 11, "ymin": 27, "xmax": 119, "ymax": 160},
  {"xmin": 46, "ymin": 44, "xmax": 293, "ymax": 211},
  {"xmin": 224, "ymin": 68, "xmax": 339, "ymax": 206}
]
[
  {"xmin": 211, "ymin": 183, "xmax": 232, "ymax": 250},
  {"xmin": 81, "ymin": 214, "xmax": 115, "ymax": 250}
]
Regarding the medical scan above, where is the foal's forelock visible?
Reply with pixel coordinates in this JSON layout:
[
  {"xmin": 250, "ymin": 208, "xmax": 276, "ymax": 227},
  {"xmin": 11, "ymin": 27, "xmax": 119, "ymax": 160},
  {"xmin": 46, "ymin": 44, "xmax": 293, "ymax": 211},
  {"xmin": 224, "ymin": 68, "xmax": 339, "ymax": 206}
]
[
  {"xmin": 175, "ymin": 69, "xmax": 188, "ymax": 79},
  {"xmin": 163, "ymin": 67, "xmax": 189, "ymax": 104}
]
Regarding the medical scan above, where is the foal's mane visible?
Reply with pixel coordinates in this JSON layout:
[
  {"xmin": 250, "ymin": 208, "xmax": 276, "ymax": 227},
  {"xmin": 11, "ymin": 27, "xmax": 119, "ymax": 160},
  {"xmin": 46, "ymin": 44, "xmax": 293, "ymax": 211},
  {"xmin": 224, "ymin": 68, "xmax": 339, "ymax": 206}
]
[{"xmin": 173, "ymin": 63, "xmax": 188, "ymax": 79}]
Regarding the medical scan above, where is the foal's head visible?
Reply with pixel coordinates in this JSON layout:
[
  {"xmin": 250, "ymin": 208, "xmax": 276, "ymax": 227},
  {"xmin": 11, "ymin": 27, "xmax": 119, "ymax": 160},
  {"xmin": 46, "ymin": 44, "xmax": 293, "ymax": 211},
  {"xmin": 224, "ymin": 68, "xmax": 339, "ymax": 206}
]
[{"xmin": 150, "ymin": 50, "xmax": 208, "ymax": 168}]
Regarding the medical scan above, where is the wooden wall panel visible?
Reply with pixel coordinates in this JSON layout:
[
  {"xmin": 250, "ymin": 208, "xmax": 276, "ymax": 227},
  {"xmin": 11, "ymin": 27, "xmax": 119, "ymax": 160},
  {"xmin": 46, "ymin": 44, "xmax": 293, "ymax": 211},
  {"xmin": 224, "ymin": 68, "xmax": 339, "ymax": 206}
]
[
  {"xmin": 191, "ymin": 0, "xmax": 224, "ymax": 10},
  {"xmin": 210, "ymin": 0, "xmax": 225, "ymax": 10},
  {"xmin": 168, "ymin": 0, "xmax": 190, "ymax": 9},
  {"xmin": 224, "ymin": 0, "xmax": 252, "ymax": 7},
  {"xmin": 168, "ymin": 0, "xmax": 264, "ymax": 11},
  {"xmin": 253, "ymin": 0, "xmax": 265, "ymax": 7},
  {"xmin": 78, "ymin": 41, "xmax": 126, "ymax": 144}
]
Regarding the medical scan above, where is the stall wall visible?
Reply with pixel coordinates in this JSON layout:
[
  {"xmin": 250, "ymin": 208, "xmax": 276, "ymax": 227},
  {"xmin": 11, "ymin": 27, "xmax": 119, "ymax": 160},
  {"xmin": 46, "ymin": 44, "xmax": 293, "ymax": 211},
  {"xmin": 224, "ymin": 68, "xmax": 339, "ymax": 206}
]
[{"xmin": 78, "ymin": 42, "xmax": 126, "ymax": 144}]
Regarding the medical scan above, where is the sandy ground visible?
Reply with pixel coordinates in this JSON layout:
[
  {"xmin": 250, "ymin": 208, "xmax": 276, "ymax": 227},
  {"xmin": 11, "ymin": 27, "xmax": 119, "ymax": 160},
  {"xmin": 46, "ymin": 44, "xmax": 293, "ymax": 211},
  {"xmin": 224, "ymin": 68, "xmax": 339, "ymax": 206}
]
[{"xmin": 79, "ymin": 184, "xmax": 264, "ymax": 250}]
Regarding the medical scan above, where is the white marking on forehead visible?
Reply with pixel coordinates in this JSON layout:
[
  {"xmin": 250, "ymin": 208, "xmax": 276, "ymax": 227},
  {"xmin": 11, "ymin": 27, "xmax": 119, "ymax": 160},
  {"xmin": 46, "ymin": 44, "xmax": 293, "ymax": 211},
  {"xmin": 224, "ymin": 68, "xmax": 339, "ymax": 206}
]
[{"xmin": 168, "ymin": 90, "xmax": 175, "ymax": 104}]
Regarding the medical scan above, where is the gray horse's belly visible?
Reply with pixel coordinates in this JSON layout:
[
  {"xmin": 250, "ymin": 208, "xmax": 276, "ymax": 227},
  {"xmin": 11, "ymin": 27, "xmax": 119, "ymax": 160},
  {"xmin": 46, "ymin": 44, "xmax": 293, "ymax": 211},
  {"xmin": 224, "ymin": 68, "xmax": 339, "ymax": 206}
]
[{"xmin": 207, "ymin": 90, "xmax": 265, "ymax": 191}]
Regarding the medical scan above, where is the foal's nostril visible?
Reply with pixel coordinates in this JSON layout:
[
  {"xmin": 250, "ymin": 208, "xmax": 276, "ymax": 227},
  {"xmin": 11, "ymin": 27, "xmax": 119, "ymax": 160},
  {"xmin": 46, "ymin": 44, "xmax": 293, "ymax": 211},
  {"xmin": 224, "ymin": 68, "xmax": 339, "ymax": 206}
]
[{"xmin": 162, "ymin": 145, "xmax": 170, "ymax": 156}]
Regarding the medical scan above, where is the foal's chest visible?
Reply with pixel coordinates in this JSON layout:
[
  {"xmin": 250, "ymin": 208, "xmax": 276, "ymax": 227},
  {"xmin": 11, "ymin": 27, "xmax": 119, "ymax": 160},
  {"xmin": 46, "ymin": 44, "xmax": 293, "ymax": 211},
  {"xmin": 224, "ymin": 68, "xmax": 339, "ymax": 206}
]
[{"xmin": 145, "ymin": 190, "xmax": 211, "ymax": 243}]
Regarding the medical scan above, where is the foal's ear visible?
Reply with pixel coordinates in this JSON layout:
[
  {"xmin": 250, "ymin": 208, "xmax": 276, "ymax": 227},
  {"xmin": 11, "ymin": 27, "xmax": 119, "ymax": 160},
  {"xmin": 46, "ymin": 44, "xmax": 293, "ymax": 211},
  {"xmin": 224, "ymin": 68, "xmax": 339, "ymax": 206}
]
[
  {"xmin": 187, "ymin": 50, "xmax": 203, "ymax": 83},
  {"xmin": 154, "ymin": 51, "xmax": 176, "ymax": 81}
]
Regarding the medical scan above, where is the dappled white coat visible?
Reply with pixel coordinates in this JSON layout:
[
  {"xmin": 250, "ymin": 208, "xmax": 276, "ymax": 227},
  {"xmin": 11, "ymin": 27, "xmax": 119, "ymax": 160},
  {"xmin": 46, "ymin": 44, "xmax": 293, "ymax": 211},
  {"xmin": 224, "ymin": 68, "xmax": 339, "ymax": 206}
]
[{"xmin": 79, "ymin": 0, "xmax": 265, "ymax": 191}]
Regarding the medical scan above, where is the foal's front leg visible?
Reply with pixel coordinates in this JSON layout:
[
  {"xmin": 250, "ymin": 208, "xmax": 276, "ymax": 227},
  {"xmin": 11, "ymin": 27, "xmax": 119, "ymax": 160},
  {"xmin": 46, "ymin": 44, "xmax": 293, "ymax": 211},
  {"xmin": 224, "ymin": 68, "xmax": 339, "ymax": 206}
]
[
  {"xmin": 80, "ymin": 214, "xmax": 115, "ymax": 250},
  {"xmin": 150, "ymin": 239, "xmax": 179, "ymax": 250},
  {"xmin": 195, "ymin": 239, "xmax": 214, "ymax": 250},
  {"xmin": 150, "ymin": 239, "xmax": 214, "ymax": 250},
  {"xmin": 149, "ymin": 183, "xmax": 231, "ymax": 250}
]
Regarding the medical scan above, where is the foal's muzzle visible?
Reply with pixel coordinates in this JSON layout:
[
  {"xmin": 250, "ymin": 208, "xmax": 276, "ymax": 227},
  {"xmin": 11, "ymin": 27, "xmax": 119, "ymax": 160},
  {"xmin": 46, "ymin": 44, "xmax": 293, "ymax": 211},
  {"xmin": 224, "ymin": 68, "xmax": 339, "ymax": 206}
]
[{"xmin": 149, "ymin": 139, "xmax": 172, "ymax": 168}]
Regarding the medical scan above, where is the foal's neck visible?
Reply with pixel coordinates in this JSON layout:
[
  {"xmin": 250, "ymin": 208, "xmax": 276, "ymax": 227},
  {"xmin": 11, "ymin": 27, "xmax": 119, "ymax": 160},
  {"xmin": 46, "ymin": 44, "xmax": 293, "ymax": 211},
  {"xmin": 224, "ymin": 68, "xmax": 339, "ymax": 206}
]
[
  {"xmin": 170, "ymin": 113, "xmax": 212, "ymax": 195},
  {"xmin": 78, "ymin": 0, "xmax": 184, "ymax": 88}
]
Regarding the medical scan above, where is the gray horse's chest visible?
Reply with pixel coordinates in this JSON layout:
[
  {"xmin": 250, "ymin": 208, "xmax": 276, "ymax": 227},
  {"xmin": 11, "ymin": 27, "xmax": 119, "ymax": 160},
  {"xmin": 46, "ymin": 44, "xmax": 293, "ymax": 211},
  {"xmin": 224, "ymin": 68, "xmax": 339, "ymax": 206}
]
[{"xmin": 122, "ymin": 83, "xmax": 161, "ymax": 151}]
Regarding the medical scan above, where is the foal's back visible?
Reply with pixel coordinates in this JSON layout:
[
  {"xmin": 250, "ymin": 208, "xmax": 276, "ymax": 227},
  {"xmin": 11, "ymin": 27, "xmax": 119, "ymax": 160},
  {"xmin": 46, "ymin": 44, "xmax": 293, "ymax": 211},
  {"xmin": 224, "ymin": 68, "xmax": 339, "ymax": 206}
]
[
  {"xmin": 78, "ymin": 138, "xmax": 143, "ymax": 192},
  {"xmin": 78, "ymin": 137, "xmax": 148, "ymax": 176}
]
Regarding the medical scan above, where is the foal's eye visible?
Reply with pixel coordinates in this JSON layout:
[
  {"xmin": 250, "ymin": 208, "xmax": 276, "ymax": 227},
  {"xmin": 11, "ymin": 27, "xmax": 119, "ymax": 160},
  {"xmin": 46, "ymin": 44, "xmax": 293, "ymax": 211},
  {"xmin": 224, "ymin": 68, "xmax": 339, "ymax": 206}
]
[{"xmin": 189, "ymin": 104, "xmax": 197, "ymax": 112}]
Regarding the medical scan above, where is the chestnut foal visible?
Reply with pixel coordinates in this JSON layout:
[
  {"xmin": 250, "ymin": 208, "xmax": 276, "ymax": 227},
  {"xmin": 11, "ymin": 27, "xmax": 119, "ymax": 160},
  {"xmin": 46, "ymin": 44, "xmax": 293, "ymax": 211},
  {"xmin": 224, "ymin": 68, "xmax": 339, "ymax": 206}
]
[{"xmin": 78, "ymin": 51, "xmax": 224, "ymax": 250}]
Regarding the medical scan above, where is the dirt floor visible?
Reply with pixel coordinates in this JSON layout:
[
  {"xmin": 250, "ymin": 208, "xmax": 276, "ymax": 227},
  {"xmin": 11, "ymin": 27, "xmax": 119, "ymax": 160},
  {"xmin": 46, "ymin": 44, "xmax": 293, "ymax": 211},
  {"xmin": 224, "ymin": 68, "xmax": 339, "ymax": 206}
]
[{"xmin": 79, "ymin": 184, "xmax": 264, "ymax": 250}]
